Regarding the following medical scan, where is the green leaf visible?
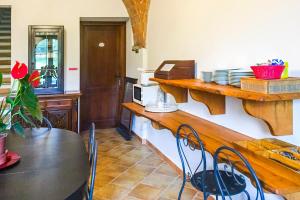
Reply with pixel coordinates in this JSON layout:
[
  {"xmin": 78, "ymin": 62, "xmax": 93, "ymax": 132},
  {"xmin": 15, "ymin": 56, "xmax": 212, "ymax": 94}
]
[
  {"xmin": 0, "ymin": 73, "xmax": 2, "ymax": 87},
  {"xmin": 18, "ymin": 109, "xmax": 36, "ymax": 128},
  {"xmin": 20, "ymin": 86, "xmax": 42, "ymax": 122},
  {"xmin": 12, "ymin": 122, "xmax": 25, "ymax": 137},
  {"xmin": 5, "ymin": 97, "xmax": 13, "ymax": 105},
  {"xmin": 0, "ymin": 122, "xmax": 7, "ymax": 132}
]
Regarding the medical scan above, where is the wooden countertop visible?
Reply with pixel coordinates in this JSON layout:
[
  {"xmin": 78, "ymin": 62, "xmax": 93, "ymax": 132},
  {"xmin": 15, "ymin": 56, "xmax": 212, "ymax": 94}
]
[
  {"xmin": 123, "ymin": 102, "xmax": 300, "ymax": 199},
  {"xmin": 150, "ymin": 78, "xmax": 300, "ymax": 101}
]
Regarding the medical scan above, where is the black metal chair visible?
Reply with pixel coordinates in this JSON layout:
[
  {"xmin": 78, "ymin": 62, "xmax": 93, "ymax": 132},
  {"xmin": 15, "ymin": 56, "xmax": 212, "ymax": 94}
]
[
  {"xmin": 176, "ymin": 124, "xmax": 211, "ymax": 199},
  {"xmin": 85, "ymin": 140, "xmax": 98, "ymax": 200},
  {"xmin": 213, "ymin": 146, "xmax": 265, "ymax": 200},
  {"xmin": 88, "ymin": 123, "xmax": 95, "ymax": 165},
  {"xmin": 42, "ymin": 116, "xmax": 52, "ymax": 130},
  {"xmin": 176, "ymin": 124, "xmax": 250, "ymax": 200}
]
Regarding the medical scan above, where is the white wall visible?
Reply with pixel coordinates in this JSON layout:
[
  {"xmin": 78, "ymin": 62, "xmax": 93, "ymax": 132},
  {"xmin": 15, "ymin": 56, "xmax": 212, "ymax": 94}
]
[
  {"xmin": 147, "ymin": 0, "xmax": 300, "ymax": 70},
  {"xmin": 139, "ymin": 0, "xmax": 300, "ymax": 145},
  {"xmin": 132, "ymin": 1, "xmax": 300, "ymax": 198},
  {"xmin": 0, "ymin": 0, "xmax": 142, "ymax": 91}
]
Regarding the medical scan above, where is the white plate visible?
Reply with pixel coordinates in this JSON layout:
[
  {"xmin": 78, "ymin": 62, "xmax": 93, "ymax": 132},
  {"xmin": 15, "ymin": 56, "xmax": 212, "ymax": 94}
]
[
  {"xmin": 229, "ymin": 68, "xmax": 252, "ymax": 73},
  {"xmin": 215, "ymin": 69, "xmax": 229, "ymax": 72},
  {"xmin": 230, "ymin": 74, "xmax": 252, "ymax": 77},
  {"xmin": 229, "ymin": 81, "xmax": 241, "ymax": 84},
  {"xmin": 215, "ymin": 81, "xmax": 228, "ymax": 85},
  {"xmin": 214, "ymin": 77, "xmax": 228, "ymax": 81}
]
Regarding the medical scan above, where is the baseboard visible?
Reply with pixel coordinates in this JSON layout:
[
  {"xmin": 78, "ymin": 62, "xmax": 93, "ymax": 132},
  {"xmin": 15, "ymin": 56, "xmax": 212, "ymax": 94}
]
[{"xmin": 132, "ymin": 131, "xmax": 182, "ymax": 176}]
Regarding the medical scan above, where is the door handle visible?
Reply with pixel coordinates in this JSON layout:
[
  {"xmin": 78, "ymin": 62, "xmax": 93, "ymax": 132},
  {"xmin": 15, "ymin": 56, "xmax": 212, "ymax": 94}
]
[{"xmin": 115, "ymin": 76, "xmax": 121, "ymax": 87}]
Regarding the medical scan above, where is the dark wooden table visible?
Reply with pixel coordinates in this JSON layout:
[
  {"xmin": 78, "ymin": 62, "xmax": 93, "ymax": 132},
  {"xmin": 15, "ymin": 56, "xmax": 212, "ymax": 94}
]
[{"xmin": 0, "ymin": 128, "xmax": 89, "ymax": 200}]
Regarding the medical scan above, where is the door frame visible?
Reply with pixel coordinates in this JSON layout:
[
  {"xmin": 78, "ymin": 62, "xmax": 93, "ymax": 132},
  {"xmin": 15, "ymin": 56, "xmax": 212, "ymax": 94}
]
[{"xmin": 80, "ymin": 20, "xmax": 126, "ymax": 131}]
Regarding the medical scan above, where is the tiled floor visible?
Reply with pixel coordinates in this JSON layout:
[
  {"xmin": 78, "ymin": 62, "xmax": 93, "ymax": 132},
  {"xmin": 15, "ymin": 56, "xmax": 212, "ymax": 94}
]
[{"xmin": 82, "ymin": 129, "xmax": 204, "ymax": 200}]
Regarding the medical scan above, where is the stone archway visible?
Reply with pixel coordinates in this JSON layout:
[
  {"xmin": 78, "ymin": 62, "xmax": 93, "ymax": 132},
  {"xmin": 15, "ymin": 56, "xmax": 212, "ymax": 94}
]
[{"xmin": 122, "ymin": 0, "xmax": 150, "ymax": 52}]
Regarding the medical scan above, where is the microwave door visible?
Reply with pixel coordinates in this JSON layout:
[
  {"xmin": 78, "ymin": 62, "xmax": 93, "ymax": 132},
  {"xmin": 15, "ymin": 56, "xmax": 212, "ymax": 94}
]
[{"xmin": 133, "ymin": 86, "xmax": 142, "ymax": 104}]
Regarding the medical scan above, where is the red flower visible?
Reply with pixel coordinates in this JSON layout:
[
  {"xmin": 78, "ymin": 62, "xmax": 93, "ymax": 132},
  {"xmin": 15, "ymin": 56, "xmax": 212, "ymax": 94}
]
[
  {"xmin": 11, "ymin": 61, "xmax": 28, "ymax": 79},
  {"xmin": 28, "ymin": 70, "xmax": 41, "ymax": 88}
]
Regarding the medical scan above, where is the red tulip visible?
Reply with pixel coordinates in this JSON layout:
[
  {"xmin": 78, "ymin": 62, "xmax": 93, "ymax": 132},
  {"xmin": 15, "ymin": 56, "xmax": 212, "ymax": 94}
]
[
  {"xmin": 11, "ymin": 61, "xmax": 28, "ymax": 79},
  {"xmin": 29, "ymin": 70, "xmax": 41, "ymax": 88}
]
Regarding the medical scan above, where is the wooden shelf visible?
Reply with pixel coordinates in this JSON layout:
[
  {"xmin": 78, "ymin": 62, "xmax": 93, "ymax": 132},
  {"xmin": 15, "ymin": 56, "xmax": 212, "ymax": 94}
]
[
  {"xmin": 150, "ymin": 78, "xmax": 298, "ymax": 136},
  {"xmin": 123, "ymin": 102, "xmax": 300, "ymax": 199},
  {"xmin": 150, "ymin": 78, "xmax": 300, "ymax": 101}
]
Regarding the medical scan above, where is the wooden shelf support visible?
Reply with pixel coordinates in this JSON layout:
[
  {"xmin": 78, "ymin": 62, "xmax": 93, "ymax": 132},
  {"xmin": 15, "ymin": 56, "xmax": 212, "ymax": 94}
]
[
  {"xmin": 151, "ymin": 121, "xmax": 165, "ymax": 130},
  {"xmin": 190, "ymin": 89, "xmax": 225, "ymax": 115},
  {"xmin": 159, "ymin": 84, "xmax": 188, "ymax": 103},
  {"xmin": 242, "ymin": 100, "xmax": 293, "ymax": 136}
]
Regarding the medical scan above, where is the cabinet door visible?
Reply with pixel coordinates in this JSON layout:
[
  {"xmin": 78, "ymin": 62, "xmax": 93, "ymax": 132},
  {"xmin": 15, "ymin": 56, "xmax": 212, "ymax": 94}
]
[{"xmin": 46, "ymin": 109, "xmax": 72, "ymax": 130}]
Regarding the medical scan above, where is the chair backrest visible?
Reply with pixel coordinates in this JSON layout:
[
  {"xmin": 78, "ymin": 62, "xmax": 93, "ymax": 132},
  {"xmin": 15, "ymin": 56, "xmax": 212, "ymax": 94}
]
[
  {"xmin": 88, "ymin": 140, "xmax": 98, "ymax": 200},
  {"xmin": 176, "ymin": 124, "xmax": 207, "ymax": 197},
  {"xmin": 88, "ymin": 123, "xmax": 95, "ymax": 165},
  {"xmin": 42, "ymin": 116, "xmax": 52, "ymax": 130},
  {"xmin": 213, "ymin": 146, "xmax": 265, "ymax": 200}
]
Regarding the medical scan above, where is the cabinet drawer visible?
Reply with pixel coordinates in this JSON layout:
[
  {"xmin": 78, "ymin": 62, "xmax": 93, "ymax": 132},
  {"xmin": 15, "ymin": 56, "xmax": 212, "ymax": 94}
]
[{"xmin": 40, "ymin": 99, "xmax": 73, "ymax": 109}]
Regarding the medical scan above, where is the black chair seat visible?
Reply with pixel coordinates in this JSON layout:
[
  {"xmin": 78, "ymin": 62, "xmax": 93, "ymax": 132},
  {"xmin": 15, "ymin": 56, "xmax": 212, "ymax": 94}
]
[{"xmin": 191, "ymin": 170, "xmax": 246, "ymax": 196}]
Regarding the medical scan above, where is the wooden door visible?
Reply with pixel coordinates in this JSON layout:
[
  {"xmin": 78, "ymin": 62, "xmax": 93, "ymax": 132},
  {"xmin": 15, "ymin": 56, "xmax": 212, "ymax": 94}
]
[{"xmin": 80, "ymin": 22, "xmax": 126, "ymax": 131}]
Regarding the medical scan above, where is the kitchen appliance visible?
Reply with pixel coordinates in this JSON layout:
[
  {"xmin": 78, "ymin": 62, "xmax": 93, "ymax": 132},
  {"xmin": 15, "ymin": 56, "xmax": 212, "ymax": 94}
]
[
  {"xmin": 138, "ymin": 69, "xmax": 157, "ymax": 86},
  {"xmin": 145, "ymin": 90, "xmax": 178, "ymax": 113},
  {"xmin": 133, "ymin": 84, "xmax": 159, "ymax": 106},
  {"xmin": 154, "ymin": 60, "xmax": 195, "ymax": 80}
]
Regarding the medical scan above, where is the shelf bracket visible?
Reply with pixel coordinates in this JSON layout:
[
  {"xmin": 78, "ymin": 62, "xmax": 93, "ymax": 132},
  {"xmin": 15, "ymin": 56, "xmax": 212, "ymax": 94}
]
[
  {"xmin": 242, "ymin": 100, "xmax": 293, "ymax": 136},
  {"xmin": 151, "ymin": 121, "xmax": 165, "ymax": 130},
  {"xmin": 190, "ymin": 89, "xmax": 226, "ymax": 115},
  {"xmin": 159, "ymin": 84, "xmax": 188, "ymax": 103}
]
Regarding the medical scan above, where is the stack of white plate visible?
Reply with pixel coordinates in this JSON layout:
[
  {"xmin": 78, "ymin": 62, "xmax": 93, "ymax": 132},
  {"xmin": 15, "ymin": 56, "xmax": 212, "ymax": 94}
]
[
  {"xmin": 213, "ymin": 70, "xmax": 229, "ymax": 85},
  {"xmin": 228, "ymin": 69, "xmax": 254, "ymax": 87}
]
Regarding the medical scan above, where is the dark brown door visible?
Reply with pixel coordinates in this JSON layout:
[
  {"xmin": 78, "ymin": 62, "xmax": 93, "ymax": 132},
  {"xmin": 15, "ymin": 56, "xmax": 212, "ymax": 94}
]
[{"xmin": 80, "ymin": 22, "xmax": 126, "ymax": 131}]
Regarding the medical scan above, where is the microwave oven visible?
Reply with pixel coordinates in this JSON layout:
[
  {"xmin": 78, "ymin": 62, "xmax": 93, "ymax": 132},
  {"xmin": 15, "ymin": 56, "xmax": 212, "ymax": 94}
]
[{"xmin": 133, "ymin": 84, "xmax": 159, "ymax": 106}]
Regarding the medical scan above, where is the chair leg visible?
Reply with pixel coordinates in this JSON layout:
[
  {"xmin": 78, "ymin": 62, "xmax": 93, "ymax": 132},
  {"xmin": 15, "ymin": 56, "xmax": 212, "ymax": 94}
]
[{"xmin": 178, "ymin": 179, "xmax": 186, "ymax": 200}]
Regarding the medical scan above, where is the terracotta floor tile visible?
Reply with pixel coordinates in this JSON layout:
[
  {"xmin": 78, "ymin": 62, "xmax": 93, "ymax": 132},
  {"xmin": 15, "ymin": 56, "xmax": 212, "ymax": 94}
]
[
  {"xmin": 139, "ymin": 154, "xmax": 164, "ymax": 167},
  {"xmin": 123, "ymin": 139, "xmax": 141, "ymax": 147},
  {"xmin": 82, "ymin": 129, "xmax": 194, "ymax": 200},
  {"xmin": 172, "ymin": 177, "xmax": 196, "ymax": 190},
  {"xmin": 124, "ymin": 149, "xmax": 152, "ymax": 159},
  {"xmin": 106, "ymin": 149, "xmax": 130, "ymax": 159},
  {"xmin": 156, "ymin": 197, "xmax": 176, "ymax": 200},
  {"xmin": 112, "ymin": 171, "xmax": 145, "ymax": 189},
  {"xmin": 127, "ymin": 164, "xmax": 156, "ymax": 177},
  {"xmin": 94, "ymin": 183, "xmax": 130, "ymax": 200},
  {"xmin": 98, "ymin": 156, "xmax": 119, "ymax": 166},
  {"xmin": 141, "ymin": 172, "xmax": 177, "ymax": 188},
  {"xmin": 97, "ymin": 164, "xmax": 128, "ymax": 177},
  {"xmin": 94, "ymin": 174, "xmax": 116, "ymax": 188},
  {"xmin": 98, "ymin": 144, "xmax": 114, "ymax": 152},
  {"xmin": 160, "ymin": 181, "xmax": 198, "ymax": 200},
  {"xmin": 122, "ymin": 195, "xmax": 144, "ymax": 200},
  {"xmin": 155, "ymin": 163, "xmax": 179, "ymax": 177},
  {"xmin": 135, "ymin": 146, "xmax": 154, "ymax": 154},
  {"xmin": 128, "ymin": 183, "xmax": 162, "ymax": 200},
  {"xmin": 115, "ymin": 155, "xmax": 140, "ymax": 167}
]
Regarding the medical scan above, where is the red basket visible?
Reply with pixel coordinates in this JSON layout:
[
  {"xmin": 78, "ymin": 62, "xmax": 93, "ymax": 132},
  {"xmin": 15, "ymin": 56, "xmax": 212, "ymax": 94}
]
[{"xmin": 250, "ymin": 65, "xmax": 285, "ymax": 80}]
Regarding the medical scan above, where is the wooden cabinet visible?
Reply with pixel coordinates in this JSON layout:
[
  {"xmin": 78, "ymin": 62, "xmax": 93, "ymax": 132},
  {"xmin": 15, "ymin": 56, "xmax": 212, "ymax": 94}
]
[
  {"xmin": 15, "ymin": 93, "xmax": 81, "ymax": 133},
  {"xmin": 38, "ymin": 93, "xmax": 81, "ymax": 133}
]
